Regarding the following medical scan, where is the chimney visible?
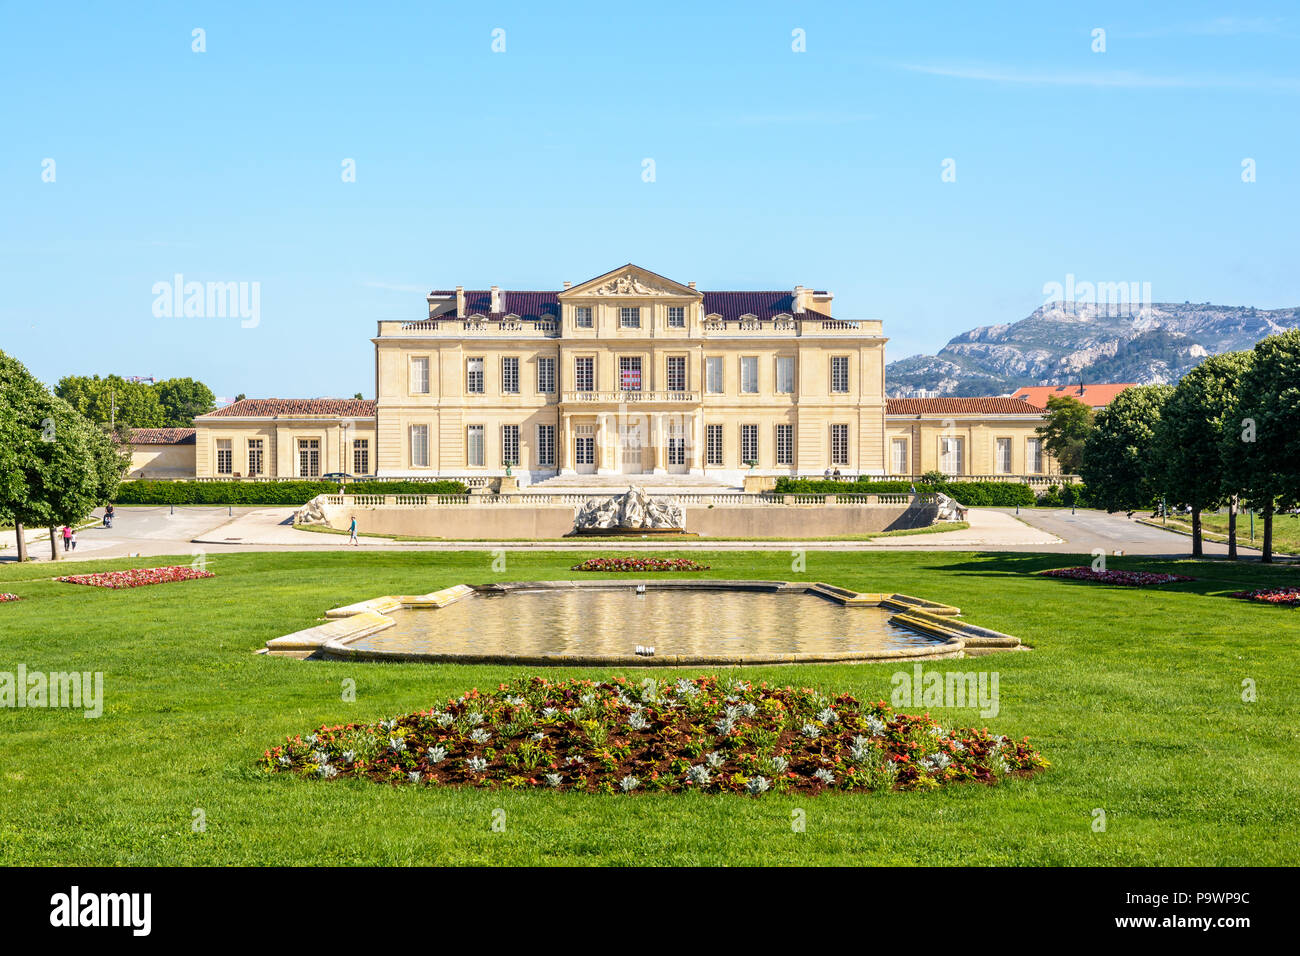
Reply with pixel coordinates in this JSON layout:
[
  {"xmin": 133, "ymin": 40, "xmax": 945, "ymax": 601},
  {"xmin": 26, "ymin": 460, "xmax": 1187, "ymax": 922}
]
[
  {"xmin": 455, "ymin": 286, "xmax": 465, "ymax": 318},
  {"xmin": 792, "ymin": 285, "xmax": 806, "ymax": 314},
  {"xmin": 688, "ymin": 281, "xmax": 696, "ymax": 289},
  {"xmin": 490, "ymin": 285, "xmax": 503, "ymax": 314},
  {"xmin": 562, "ymin": 281, "xmax": 571, "ymax": 290}
]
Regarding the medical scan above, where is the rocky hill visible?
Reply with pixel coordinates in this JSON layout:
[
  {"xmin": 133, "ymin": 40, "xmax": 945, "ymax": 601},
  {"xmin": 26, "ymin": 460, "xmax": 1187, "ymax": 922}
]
[{"xmin": 886, "ymin": 302, "xmax": 1300, "ymax": 397}]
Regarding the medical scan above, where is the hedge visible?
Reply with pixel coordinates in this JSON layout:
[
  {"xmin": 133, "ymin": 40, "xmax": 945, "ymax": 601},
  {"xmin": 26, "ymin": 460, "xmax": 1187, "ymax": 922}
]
[
  {"xmin": 772, "ymin": 477, "xmax": 1036, "ymax": 507},
  {"xmin": 113, "ymin": 479, "xmax": 468, "ymax": 505},
  {"xmin": 1035, "ymin": 482, "xmax": 1090, "ymax": 508}
]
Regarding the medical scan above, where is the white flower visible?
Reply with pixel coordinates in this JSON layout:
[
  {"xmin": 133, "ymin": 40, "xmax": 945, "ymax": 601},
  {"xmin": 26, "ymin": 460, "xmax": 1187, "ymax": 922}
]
[
  {"xmin": 531, "ymin": 731, "xmax": 546, "ymax": 742},
  {"xmin": 407, "ymin": 770, "xmax": 422, "ymax": 783},
  {"xmin": 306, "ymin": 733, "xmax": 319, "ymax": 745},
  {"xmin": 921, "ymin": 752, "xmax": 951, "ymax": 772},
  {"xmin": 813, "ymin": 767, "xmax": 836, "ymax": 785},
  {"xmin": 767, "ymin": 755, "xmax": 789, "ymax": 774},
  {"xmin": 705, "ymin": 751, "xmax": 725, "ymax": 769},
  {"xmin": 426, "ymin": 745, "xmax": 447, "ymax": 763},
  {"xmin": 817, "ymin": 708, "xmax": 838, "ymax": 725},
  {"xmin": 864, "ymin": 714, "xmax": 886, "ymax": 736},
  {"xmin": 544, "ymin": 773, "xmax": 563, "ymax": 788},
  {"xmin": 277, "ymin": 755, "xmax": 291, "ymax": 767},
  {"xmin": 619, "ymin": 775, "xmax": 640, "ymax": 792},
  {"xmin": 740, "ymin": 702, "xmax": 757, "ymax": 718},
  {"xmin": 341, "ymin": 750, "xmax": 356, "ymax": 764},
  {"xmin": 311, "ymin": 749, "xmax": 329, "ymax": 765},
  {"xmin": 628, "ymin": 711, "xmax": 650, "ymax": 731},
  {"xmin": 463, "ymin": 712, "xmax": 484, "ymax": 726},
  {"xmin": 435, "ymin": 713, "xmax": 455, "ymax": 728},
  {"xmin": 564, "ymin": 755, "xmax": 586, "ymax": 766},
  {"xmin": 801, "ymin": 723, "xmax": 821, "ymax": 739},
  {"xmin": 318, "ymin": 764, "xmax": 338, "ymax": 779},
  {"xmin": 687, "ymin": 765, "xmax": 711, "ymax": 786},
  {"xmin": 466, "ymin": 756, "xmax": 488, "ymax": 773},
  {"xmin": 714, "ymin": 716, "xmax": 735, "ymax": 735},
  {"xmin": 504, "ymin": 695, "xmax": 525, "ymax": 707},
  {"xmin": 388, "ymin": 737, "xmax": 406, "ymax": 752},
  {"xmin": 470, "ymin": 729, "xmax": 491, "ymax": 744},
  {"xmin": 541, "ymin": 707, "xmax": 558, "ymax": 719},
  {"xmin": 746, "ymin": 775, "xmax": 771, "ymax": 795}
]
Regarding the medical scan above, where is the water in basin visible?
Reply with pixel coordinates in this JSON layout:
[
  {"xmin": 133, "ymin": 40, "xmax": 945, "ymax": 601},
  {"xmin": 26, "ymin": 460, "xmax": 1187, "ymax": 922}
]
[{"xmin": 344, "ymin": 587, "xmax": 937, "ymax": 657}]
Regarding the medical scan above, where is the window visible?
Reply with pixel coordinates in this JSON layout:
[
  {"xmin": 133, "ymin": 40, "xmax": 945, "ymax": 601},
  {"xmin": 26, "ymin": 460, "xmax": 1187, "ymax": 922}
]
[
  {"xmin": 502, "ymin": 425, "xmax": 519, "ymax": 466},
  {"xmin": 410, "ymin": 356, "xmax": 429, "ymax": 394},
  {"xmin": 996, "ymin": 437, "xmax": 1012, "ymax": 474},
  {"xmin": 830, "ymin": 424, "xmax": 849, "ymax": 466},
  {"xmin": 574, "ymin": 306, "xmax": 593, "ymax": 328},
  {"xmin": 667, "ymin": 306, "xmax": 685, "ymax": 328},
  {"xmin": 620, "ymin": 307, "xmax": 641, "ymax": 329},
  {"xmin": 667, "ymin": 420, "xmax": 686, "ymax": 466},
  {"xmin": 891, "ymin": 438, "xmax": 908, "ymax": 475},
  {"xmin": 741, "ymin": 424, "xmax": 759, "ymax": 464},
  {"xmin": 706, "ymin": 424, "xmax": 724, "ymax": 466},
  {"xmin": 537, "ymin": 356, "xmax": 555, "ymax": 394},
  {"xmin": 410, "ymin": 425, "xmax": 429, "ymax": 467},
  {"xmin": 776, "ymin": 424, "xmax": 793, "ymax": 465},
  {"xmin": 298, "ymin": 438, "xmax": 320, "ymax": 477},
  {"xmin": 619, "ymin": 356, "xmax": 642, "ymax": 391},
  {"xmin": 830, "ymin": 356, "xmax": 850, "ymax": 393},
  {"xmin": 466, "ymin": 357, "xmax": 484, "ymax": 394},
  {"xmin": 1027, "ymin": 437, "xmax": 1043, "ymax": 474},
  {"xmin": 940, "ymin": 436, "xmax": 964, "ymax": 474},
  {"xmin": 247, "ymin": 439, "xmax": 263, "ymax": 476},
  {"xmin": 537, "ymin": 424, "xmax": 555, "ymax": 467},
  {"xmin": 740, "ymin": 356, "xmax": 759, "ymax": 394},
  {"xmin": 502, "ymin": 357, "xmax": 519, "ymax": 394},
  {"xmin": 467, "ymin": 425, "xmax": 485, "ymax": 467},
  {"xmin": 776, "ymin": 356, "xmax": 795, "ymax": 394},
  {"xmin": 575, "ymin": 356, "xmax": 595, "ymax": 392},
  {"xmin": 575, "ymin": 424, "xmax": 595, "ymax": 466},
  {"xmin": 667, "ymin": 355, "xmax": 687, "ymax": 392},
  {"xmin": 353, "ymin": 439, "xmax": 369, "ymax": 476},
  {"xmin": 705, "ymin": 357, "xmax": 724, "ymax": 394},
  {"xmin": 216, "ymin": 439, "xmax": 232, "ymax": 475}
]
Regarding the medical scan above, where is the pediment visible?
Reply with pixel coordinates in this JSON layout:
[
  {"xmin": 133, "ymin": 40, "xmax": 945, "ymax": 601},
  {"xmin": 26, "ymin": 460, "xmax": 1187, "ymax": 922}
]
[{"xmin": 561, "ymin": 263, "xmax": 701, "ymax": 299}]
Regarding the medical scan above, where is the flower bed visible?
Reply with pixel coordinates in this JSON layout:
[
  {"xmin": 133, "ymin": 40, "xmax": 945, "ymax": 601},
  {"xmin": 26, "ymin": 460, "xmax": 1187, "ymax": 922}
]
[
  {"xmin": 0, "ymin": 593, "xmax": 20, "ymax": 603},
  {"xmin": 56, "ymin": 566, "xmax": 215, "ymax": 589},
  {"xmin": 262, "ymin": 676, "xmax": 1046, "ymax": 795},
  {"xmin": 1228, "ymin": 587, "xmax": 1300, "ymax": 607},
  {"xmin": 570, "ymin": 557, "xmax": 710, "ymax": 573},
  {"xmin": 1039, "ymin": 567, "xmax": 1193, "ymax": 587}
]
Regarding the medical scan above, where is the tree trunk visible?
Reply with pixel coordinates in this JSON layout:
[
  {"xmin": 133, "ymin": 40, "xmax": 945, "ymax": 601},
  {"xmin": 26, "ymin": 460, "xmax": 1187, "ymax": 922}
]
[
  {"xmin": 1191, "ymin": 507, "xmax": 1202, "ymax": 557},
  {"xmin": 49, "ymin": 526, "xmax": 59, "ymax": 561},
  {"xmin": 13, "ymin": 523, "xmax": 27, "ymax": 563},
  {"xmin": 1262, "ymin": 504, "xmax": 1274, "ymax": 564},
  {"xmin": 1227, "ymin": 496, "xmax": 1238, "ymax": 560}
]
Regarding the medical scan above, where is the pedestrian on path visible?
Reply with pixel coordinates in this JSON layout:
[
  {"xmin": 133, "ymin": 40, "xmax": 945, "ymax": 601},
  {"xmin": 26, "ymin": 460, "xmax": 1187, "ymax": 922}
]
[
  {"xmin": 69, "ymin": 529, "xmax": 77, "ymax": 551},
  {"xmin": 61, "ymin": 525, "xmax": 72, "ymax": 551},
  {"xmin": 348, "ymin": 515, "xmax": 359, "ymax": 546}
]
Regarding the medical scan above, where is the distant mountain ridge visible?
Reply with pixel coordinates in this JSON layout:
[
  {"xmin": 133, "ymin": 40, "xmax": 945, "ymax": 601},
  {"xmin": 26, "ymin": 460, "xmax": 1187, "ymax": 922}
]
[{"xmin": 886, "ymin": 302, "xmax": 1300, "ymax": 397}]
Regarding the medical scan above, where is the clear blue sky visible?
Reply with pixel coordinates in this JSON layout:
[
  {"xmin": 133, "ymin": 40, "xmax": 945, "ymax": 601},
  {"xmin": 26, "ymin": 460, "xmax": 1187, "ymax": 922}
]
[{"xmin": 3, "ymin": 1, "xmax": 1297, "ymax": 400}]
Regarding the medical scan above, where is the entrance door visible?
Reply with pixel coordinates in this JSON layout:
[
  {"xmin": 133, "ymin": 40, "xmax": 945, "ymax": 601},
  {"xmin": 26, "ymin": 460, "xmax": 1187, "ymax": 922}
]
[
  {"xmin": 575, "ymin": 424, "xmax": 596, "ymax": 474},
  {"xmin": 619, "ymin": 421, "xmax": 645, "ymax": 474},
  {"xmin": 666, "ymin": 418, "xmax": 689, "ymax": 474}
]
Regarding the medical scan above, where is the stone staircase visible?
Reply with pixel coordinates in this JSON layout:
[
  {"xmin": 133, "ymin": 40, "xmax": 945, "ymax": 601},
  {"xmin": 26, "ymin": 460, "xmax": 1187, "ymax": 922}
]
[{"xmin": 525, "ymin": 473, "xmax": 740, "ymax": 494}]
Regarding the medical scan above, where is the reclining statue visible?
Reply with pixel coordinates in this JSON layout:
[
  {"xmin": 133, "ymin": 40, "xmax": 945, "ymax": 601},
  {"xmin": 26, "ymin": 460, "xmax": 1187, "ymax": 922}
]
[{"xmin": 573, "ymin": 486, "xmax": 685, "ymax": 532}]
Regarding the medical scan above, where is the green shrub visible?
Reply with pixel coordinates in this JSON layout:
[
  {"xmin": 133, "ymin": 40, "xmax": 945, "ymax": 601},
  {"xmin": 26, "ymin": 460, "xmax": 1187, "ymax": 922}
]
[
  {"xmin": 1037, "ymin": 482, "xmax": 1090, "ymax": 508},
  {"xmin": 113, "ymin": 479, "xmax": 468, "ymax": 505}
]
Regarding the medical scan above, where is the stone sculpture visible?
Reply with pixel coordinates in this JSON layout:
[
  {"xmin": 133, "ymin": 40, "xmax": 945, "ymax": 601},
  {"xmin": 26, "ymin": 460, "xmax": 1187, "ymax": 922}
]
[
  {"xmin": 294, "ymin": 494, "xmax": 330, "ymax": 526},
  {"xmin": 573, "ymin": 486, "xmax": 685, "ymax": 532},
  {"xmin": 934, "ymin": 492, "xmax": 968, "ymax": 522}
]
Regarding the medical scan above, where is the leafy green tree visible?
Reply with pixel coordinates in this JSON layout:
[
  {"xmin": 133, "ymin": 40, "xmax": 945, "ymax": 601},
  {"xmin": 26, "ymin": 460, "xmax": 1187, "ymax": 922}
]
[
  {"xmin": 54, "ymin": 374, "xmax": 166, "ymax": 432},
  {"xmin": 1035, "ymin": 394, "xmax": 1095, "ymax": 475},
  {"xmin": 154, "ymin": 377, "xmax": 215, "ymax": 426},
  {"xmin": 1080, "ymin": 384, "xmax": 1174, "ymax": 514},
  {"xmin": 1222, "ymin": 329, "xmax": 1300, "ymax": 563},
  {"xmin": 1154, "ymin": 352, "xmax": 1252, "ymax": 556}
]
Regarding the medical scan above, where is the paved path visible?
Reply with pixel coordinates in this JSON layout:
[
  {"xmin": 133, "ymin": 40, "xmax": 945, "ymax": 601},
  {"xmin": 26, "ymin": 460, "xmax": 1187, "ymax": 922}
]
[{"xmin": 6, "ymin": 504, "xmax": 1281, "ymax": 563}]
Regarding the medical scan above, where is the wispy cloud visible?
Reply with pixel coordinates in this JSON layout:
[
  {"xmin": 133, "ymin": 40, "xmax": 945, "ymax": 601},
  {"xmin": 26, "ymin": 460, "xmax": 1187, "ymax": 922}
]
[{"xmin": 898, "ymin": 61, "xmax": 1300, "ymax": 92}]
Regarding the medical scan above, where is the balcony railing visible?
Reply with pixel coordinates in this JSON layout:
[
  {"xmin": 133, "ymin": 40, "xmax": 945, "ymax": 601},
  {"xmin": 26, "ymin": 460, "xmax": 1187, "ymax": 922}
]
[{"xmin": 561, "ymin": 390, "xmax": 701, "ymax": 404}]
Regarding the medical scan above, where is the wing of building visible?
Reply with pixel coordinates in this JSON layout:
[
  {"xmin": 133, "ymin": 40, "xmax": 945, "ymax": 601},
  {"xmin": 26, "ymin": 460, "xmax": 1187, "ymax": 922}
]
[{"xmin": 172, "ymin": 264, "xmax": 1101, "ymax": 484}]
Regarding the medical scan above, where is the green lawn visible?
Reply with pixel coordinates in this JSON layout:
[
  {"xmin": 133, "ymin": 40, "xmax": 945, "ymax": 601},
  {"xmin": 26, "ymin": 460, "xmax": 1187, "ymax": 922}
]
[
  {"xmin": 1, "ymin": 549, "xmax": 1297, "ymax": 865},
  {"xmin": 1165, "ymin": 512, "xmax": 1300, "ymax": 556}
]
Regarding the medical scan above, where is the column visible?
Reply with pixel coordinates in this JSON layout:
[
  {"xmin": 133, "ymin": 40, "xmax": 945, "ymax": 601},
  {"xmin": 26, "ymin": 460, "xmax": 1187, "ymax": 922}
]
[{"xmin": 652, "ymin": 414, "xmax": 666, "ymax": 474}]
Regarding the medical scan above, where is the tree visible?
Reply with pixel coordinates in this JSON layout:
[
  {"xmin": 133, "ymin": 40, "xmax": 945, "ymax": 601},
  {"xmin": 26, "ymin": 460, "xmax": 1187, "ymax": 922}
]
[
  {"xmin": 1080, "ymin": 384, "xmax": 1174, "ymax": 514},
  {"xmin": 0, "ymin": 351, "xmax": 128, "ymax": 561},
  {"xmin": 154, "ymin": 377, "xmax": 215, "ymax": 426},
  {"xmin": 1223, "ymin": 329, "xmax": 1300, "ymax": 563},
  {"xmin": 1036, "ymin": 394, "xmax": 1095, "ymax": 475},
  {"xmin": 1154, "ymin": 352, "xmax": 1252, "ymax": 556},
  {"xmin": 54, "ymin": 374, "xmax": 165, "ymax": 432}
]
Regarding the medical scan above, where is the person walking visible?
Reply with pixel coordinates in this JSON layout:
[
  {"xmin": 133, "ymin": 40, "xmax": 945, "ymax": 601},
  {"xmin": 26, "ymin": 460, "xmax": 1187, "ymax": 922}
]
[
  {"xmin": 104, "ymin": 504, "xmax": 114, "ymax": 528},
  {"xmin": 61, "ymin": 525, "xmax": 72, "ymax": 551},
  {"xmin": 69, "ymin": 529, "xmax": 77, "ymax": 551},
  {"xmin": 348, "ymin": 515, "xmax": 359, "ymax": 546}
]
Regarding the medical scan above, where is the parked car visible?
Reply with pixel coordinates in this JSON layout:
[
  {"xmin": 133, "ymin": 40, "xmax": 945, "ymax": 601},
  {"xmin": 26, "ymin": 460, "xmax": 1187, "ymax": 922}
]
[{"xmin": 321, "ymin": 472, "xmax": 355, "ymax": 482}]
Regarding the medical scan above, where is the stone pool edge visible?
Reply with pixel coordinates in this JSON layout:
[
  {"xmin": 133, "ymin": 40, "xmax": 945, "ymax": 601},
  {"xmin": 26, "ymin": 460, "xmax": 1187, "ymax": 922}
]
[{"xmin": 262, "ymin": 580, "xmax": 1022, "ymax": 664}]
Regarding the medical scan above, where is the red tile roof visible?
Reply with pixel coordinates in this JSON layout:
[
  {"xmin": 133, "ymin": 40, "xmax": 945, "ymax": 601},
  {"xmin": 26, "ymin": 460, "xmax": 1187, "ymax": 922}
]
[
  {"xmin": 1010, "ymin": 384, "xmax": 1136, "ymax": 409},
  {"xmin": 426, "ymin": 289, "xmax": 833, "ymax": 322},
  {"xmin": 126, "ymin": 427, "xmax": 196, "ymax": 445},
  {"xmin": 886, "ymin": 397, "xmax": 1045, "ymax": 416},
  {"xmin": 198, "ymin": 399, "xmax": 376, "ymax": 419}
]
